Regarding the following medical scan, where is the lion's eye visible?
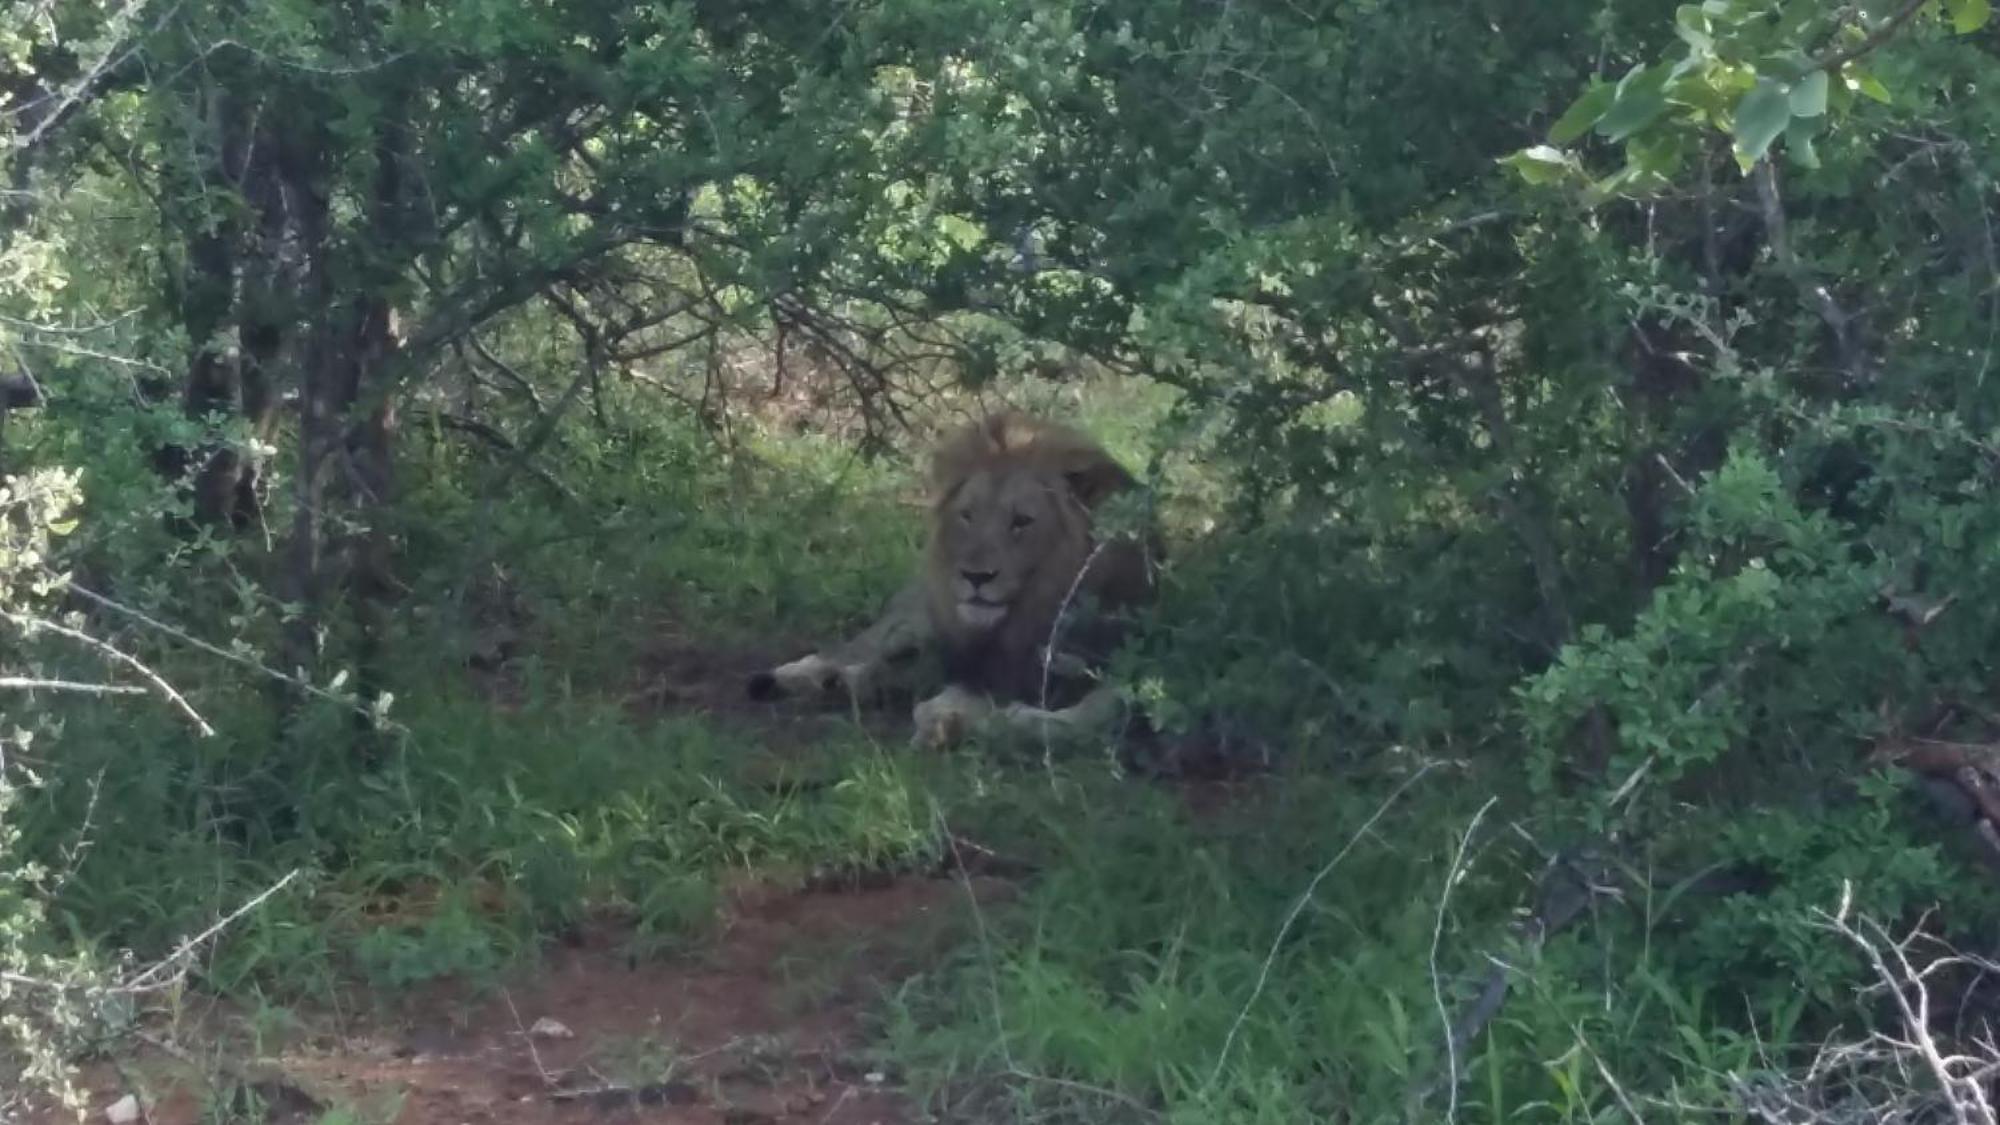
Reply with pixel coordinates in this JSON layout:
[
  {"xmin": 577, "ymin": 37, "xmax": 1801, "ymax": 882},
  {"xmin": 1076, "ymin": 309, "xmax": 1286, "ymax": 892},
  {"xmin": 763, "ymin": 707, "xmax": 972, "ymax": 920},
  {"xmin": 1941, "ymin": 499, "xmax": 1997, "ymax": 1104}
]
[
  {"xmin": 1010, "ymin": 513, "xmax": 1034, "ymax": 533},
  {"xmin": 959, "ymin": 509, "xmax": 973, "ymax": 524}
]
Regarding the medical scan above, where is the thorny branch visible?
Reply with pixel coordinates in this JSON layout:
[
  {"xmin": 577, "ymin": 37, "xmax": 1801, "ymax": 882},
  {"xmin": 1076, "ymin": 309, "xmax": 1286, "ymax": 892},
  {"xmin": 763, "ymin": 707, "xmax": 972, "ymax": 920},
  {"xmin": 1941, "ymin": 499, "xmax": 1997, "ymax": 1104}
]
[
  {"xmin": 2, "ymin": 608, "xmax": 214, "ymax": 735},
  {"xmin": 63, "ymin": 583, "xmax": 406, "ymax": 732}
]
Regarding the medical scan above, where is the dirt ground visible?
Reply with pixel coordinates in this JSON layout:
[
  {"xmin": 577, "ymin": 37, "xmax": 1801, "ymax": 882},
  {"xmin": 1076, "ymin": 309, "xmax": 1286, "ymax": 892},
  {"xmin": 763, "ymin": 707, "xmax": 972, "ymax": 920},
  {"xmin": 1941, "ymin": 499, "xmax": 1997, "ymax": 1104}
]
[
  {"xmin": 35, "ymin": 622, "xmax": 1020, "ymax": 1125},
  {"xmin": 53, "ymin": 873, "xmax": 1012, "ymax": 1125}
]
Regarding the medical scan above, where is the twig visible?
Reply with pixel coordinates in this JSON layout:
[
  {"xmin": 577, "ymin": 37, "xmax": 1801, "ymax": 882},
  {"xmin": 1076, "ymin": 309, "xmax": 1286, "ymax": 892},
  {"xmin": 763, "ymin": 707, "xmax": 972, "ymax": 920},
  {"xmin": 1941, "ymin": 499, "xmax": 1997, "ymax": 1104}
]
[
  {"xmin": 502, "ymin": 990, "xmax": 556, "ymax": 1089},
  {"xmin": 61, "ymin": 584, "xmax": 406, "ymax": 733},
  {"xmin": 3, "ymin": 610, "xmax": 214, "ymax": 735},
  {"xmin": 12, "ymin": 0, "xmax": 164, "ymax": 151},
  {"xmin": 1209, "ymin": 761, "xmax": 1441, "ymax": 1086},
  {"xmin": 0, "ymin": 676, "xmax": 147, "ymax": 695},
  {"xmin": 124, "ymin": 869, "xmax": 301, "ymax": 991},
  {"xmin": 1812, "ymin": 889, "xmax": 2000, "ymax": 1125},
  {"xmin": 0, "ymin": 868, "xmax": 308, "ymax": 996},
  {"xmin": 1429, "ymin": 797, "xmax": 1498, "ymax": 1125}
]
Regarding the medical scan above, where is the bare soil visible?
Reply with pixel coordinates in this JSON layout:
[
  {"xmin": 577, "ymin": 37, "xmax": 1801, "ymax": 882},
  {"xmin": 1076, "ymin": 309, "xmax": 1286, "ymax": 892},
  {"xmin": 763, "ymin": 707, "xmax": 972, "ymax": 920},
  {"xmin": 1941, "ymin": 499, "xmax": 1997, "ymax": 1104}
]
[{"xmin": 54, "ymin": 875, "xmax": 1011, "ymax": 1125}]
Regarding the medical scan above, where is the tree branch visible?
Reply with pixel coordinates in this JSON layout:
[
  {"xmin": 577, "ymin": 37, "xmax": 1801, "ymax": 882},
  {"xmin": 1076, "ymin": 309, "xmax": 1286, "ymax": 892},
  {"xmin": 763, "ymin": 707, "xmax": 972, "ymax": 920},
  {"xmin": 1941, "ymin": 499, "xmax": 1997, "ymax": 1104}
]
[
  {"xmin": 1809, "ymin": 0, "xmax": 1931, "ymax": 76},
  {"xmin": 2, "ymin": 610, "xmax": 214, "ymax": 735},
  {"xmin": 1754, "ymin": 160, "xmax": 1868, "ymax": 383}
]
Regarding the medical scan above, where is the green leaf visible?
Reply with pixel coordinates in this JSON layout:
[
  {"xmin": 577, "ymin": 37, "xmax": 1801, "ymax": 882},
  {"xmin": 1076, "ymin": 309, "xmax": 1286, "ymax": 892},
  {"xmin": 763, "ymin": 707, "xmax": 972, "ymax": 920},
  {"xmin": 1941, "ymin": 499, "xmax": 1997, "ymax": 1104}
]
[
  {"xmin": 1947, "ymin": 0, "xmax": 1992, "ymax": 33},
  {"xmin": 1582, "ymin": 163, "xmax": 1639, "ymax": 205},
  {"xmin": 1502, "ymin": 145, "xmax": 1579, "ymax": 186},
  {"xmin": 1732, "ymin": 78, "xmax": 1793, "ymax": 166},
  {"xmin": 1597, "ymin": 65, "xmax": 1672, "ymax": 142},
  {"xmin": 1674, "ymin": 4, "xmax": 1714, "ymax": 51},
  {"xmin": 1788, "ymin": 70, "xmax": 1827, "ymax": 117},
  {"xmin": 1783, "ymin": 116, "xmax": 1820, "ymax": 169},
  {"xmin": 1549, "ymin": 81, "xmax": 1616, "ymax": 145},
  {"xmin": 1846, "ymin": 65, "xmax": 1891, "ymax": 103}
]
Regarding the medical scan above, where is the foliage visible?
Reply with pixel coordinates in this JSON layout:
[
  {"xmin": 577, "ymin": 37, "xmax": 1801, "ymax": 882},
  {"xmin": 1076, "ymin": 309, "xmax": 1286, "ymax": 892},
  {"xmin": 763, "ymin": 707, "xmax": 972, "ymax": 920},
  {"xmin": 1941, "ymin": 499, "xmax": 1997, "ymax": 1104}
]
[
  {"xmin": 4, "ymin": 0, "xmax": 2000, "ymax": 1118},
  {"xmin": 1513, "ymin": 0, "xmax": 1993, "ymax": 191},
  {"xmin": 0, "ymin": 471, "xmax": 105, "ymax": 1117}
]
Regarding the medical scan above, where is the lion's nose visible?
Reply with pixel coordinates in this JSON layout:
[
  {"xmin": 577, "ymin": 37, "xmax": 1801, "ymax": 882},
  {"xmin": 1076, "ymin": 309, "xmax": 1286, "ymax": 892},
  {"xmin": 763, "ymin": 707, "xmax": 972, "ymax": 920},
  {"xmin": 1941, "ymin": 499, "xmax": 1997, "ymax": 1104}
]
[{"xmin": 961, "ymin": 568, "xmax": 998, "ymax": 589}]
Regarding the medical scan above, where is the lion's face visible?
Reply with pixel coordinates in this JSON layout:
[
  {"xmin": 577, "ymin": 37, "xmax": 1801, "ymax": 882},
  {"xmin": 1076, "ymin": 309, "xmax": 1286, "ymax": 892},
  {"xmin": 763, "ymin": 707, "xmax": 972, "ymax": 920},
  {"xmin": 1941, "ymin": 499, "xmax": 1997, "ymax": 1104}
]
[{"xmin": 931, "ymin": 465, "xmax": 1089, "ymax": 634}]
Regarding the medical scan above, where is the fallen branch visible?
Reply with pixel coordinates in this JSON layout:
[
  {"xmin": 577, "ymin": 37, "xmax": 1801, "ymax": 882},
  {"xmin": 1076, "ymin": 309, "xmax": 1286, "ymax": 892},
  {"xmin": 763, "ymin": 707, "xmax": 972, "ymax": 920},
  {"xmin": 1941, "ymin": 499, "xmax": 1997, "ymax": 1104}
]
[
  {"xmin": 125, "ymin": 869, "xmax": 301, "ymax": 990},
  {"xmin": 409, "ymin": 408, "xmax": 574, "ymax": 501}
]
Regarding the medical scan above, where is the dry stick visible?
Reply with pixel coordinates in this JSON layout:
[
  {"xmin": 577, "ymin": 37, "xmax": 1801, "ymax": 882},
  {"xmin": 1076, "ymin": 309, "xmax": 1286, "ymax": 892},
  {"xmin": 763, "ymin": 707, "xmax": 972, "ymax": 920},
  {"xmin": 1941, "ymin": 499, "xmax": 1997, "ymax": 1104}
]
[
  {"xmin": 3, "ymin": 610, "xmax": 214, "ymax": 736},
  {"xmin": 12, "ymin": 0, "xmax": 163, "ymax": 151},
  {"xmin": 814, "ymin": 1086, "xmax": 855, "ymax": 1125},
  {"xmin": 0, "ymin": 869, "xmax": 311, "ymax": 997},
  {"xmin": 936, "ymin": 805, "xmax": 1157, "ymax": 1116},
  {"xmin": 1816, "ymin": 895, "xmax": 1999, "ymax": 1125},
  {"xmin": 1209, "ymin": 761, "xmax": 1441, "ymax": 1088},
  {"xmin": 1429, "ymin": 797, "xmax": 1498, "ymax": 1125},
  {"xmin": 501, "ymin": 989, "xmax": 556, "ymax": 1089},
  {"xmin": 0, "ymin": 676, "xmax": 146, "ymax": 695},
  {"xmin": 124, "ymin": 869, "xmax": 301, "ymax": 990},
  {"xmin": 1579, "ymin": 1031, "xmax": 1647, "ymax": 1124}
]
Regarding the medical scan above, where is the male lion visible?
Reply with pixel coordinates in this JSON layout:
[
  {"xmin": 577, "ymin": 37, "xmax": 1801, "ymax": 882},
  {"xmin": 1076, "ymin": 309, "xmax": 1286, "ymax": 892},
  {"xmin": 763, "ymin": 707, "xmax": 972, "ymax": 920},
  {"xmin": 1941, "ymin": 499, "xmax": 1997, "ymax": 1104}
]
[{"xmin": 746, "ymin": 411, "xmax": 1157, "ymax": 749}]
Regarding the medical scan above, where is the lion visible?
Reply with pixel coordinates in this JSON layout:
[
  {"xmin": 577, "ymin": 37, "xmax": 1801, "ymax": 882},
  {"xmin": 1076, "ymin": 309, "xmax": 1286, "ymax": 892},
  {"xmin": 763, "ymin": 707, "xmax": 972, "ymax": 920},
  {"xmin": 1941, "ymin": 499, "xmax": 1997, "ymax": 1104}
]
[{"xmin": 746, "ymin": 411, "xmax": 1157, "ymax": 749}]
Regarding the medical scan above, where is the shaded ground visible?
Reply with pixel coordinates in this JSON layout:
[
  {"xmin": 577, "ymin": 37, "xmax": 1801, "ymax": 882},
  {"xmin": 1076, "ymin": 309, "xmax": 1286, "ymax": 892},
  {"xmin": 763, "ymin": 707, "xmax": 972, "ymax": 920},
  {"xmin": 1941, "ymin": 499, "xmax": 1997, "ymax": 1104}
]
[
  {"xmin": 41, "ymin": 624, "xmax": 1009, "ymax": 1125},
  {"xmin": 54, "ymin": 875, "xmax": 1011, "ymax": 1125}
]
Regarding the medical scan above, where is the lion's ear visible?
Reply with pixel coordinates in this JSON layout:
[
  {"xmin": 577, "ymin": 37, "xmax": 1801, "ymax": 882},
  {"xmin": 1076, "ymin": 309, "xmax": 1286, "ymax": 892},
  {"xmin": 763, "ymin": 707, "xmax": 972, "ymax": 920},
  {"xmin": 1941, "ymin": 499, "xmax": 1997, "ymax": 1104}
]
[{"xmin": 1061, "ymin": 454, "xmax": 1135, "ymax": 511}]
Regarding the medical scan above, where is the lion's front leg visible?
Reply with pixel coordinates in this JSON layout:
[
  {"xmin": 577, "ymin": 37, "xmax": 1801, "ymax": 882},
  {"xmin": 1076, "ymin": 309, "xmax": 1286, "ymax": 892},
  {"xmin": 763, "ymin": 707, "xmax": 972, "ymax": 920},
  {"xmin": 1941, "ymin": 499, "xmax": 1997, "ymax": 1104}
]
[
  {"xmin": 747, "ymin": 578, "xmax": 934, "ymax": 704},
  {"xmin": 993, "ymin": 685, "xmax": 1128, "ymax": 747},
  {"xmin": 913, "ymin": 684, "xmax": 1129, "ymax": 750}
]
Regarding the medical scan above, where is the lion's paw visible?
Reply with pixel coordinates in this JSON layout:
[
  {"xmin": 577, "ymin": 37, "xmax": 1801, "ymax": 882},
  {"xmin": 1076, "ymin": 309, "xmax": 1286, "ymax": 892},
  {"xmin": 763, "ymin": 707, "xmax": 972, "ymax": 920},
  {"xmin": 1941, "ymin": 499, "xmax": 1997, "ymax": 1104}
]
[
  {"xmin": 748, "ymin": 653, "xmax": 863, "ymax": 701},
  {"xmin": 912, "ymin": 686, "xmax": 993, "ymax": 750}
]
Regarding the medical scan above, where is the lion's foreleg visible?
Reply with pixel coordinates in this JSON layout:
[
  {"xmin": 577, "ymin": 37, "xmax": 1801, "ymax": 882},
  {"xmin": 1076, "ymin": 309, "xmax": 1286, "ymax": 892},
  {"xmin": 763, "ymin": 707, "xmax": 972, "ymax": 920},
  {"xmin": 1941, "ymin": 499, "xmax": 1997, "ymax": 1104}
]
[
  {"xmin": 995, "ymin": 685, "xmax": 1128, "ymax": 747},
  {"xmin": 912, "ymin": 684, "xmax": 1129, "ymax": 751},
  {"xmin": 748, "ymin": 578, "xmax": 935, "ymax": 704}
]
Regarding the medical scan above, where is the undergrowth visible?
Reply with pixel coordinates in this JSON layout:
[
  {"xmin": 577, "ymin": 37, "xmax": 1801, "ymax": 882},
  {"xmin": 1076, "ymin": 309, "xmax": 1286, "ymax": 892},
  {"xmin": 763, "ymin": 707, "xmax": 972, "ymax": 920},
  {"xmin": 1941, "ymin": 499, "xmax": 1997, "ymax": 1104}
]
[{"xmin": 9, "ymin": 393, "xmax": 1993, "ymax": 1123}]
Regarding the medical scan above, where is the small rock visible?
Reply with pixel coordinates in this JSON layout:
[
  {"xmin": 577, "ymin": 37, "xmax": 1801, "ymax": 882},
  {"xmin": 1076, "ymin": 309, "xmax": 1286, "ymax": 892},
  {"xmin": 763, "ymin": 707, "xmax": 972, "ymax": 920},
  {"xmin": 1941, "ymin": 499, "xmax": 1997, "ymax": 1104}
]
[
  {"xmin": 528, "ymin": 1017, "xmax": 574, "ymax": 1040},
  {"xmin": 864, "ymin": 1071, "xmax": 886, "ymax": 1085},
  {"xmin": 104, "ymin": 1094, "xmax": 140, "ymax": 1124}
]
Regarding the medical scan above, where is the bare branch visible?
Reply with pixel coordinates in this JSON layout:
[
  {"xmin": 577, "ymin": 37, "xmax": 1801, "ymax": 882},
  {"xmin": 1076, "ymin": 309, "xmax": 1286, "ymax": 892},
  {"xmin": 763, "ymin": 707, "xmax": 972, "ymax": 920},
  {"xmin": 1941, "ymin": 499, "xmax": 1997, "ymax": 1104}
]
[
  {"xmin": 0, "ymin": 676, "xmax": 146, "ymax": 695},
  {"xmin": 61, "ymin": 583, "xmax": 405, "ymax": 732},
  {"xmin": 124, "ymin": 869, "xmax": 303, "ymax": 991},
  {"xmin": 2, "ymin": 610, "xmax": 214, "ymax": 735}
]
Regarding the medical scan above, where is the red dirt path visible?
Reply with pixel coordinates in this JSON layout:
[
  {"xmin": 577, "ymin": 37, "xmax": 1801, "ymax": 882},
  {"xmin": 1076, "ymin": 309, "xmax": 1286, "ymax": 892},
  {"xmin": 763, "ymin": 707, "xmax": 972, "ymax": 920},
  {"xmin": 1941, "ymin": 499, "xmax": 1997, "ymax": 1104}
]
[{"xmin": 55, "ymin": 875, "xmax": 1011, "ymax": 1125}]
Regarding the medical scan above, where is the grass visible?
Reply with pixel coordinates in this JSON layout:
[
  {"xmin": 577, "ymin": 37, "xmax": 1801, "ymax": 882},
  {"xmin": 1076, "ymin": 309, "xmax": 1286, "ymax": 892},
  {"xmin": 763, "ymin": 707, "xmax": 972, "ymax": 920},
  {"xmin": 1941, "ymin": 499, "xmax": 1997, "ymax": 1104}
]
[{"xmin": 9, "ymin": 384, "xmax": 1978, "ymax": 1124}]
